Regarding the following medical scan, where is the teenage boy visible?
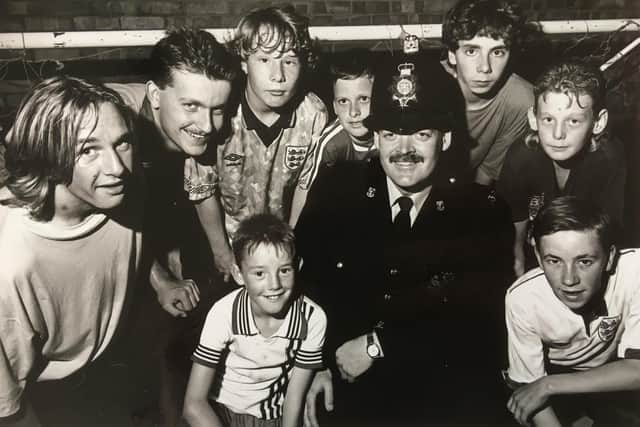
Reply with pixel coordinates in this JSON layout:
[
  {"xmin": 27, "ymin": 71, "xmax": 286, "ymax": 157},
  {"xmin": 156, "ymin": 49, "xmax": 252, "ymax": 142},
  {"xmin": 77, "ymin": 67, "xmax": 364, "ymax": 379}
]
[
  {"xmin": 315, "ymin": 49, "xmax": 376, "ymax": 167},
  {"xmin": 498, "ymin": 60, "xmax": 626, "ymax": 276},
  {"xmin": 0, "ymin": 76, "xmax": 142, "ymax": 427},
  {"xmin": 505, "ymin": 196, "xmax": 640, "ymax": 427},
  {"xmin": 297, "ymin": 48, "xmax": 514, "ymax": 426},
  {"xmin": 183, "ymin": 214, "xmax": 326, "ymax": 427},
  {"xmin": 191, "ymin": 5, "xmax": 328, "ymax": 238},
  {"xmin": 442, "ymin": 0, "xmax": 534, "ymax": 185}
]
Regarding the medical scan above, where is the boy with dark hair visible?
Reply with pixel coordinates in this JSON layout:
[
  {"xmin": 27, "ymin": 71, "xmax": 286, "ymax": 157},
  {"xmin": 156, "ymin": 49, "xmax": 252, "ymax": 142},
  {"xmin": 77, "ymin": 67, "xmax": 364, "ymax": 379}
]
[
  {"xmin": 0, "ymin": 76, "xmax": 142, "ymax": 426},
  {"xmin": 442, "ymin": 0, "xmax": 534, "ymax": 185},
  {"xmin": 315, "ymin": 49, "xmax": 376, "ymax": 167},
  {"xmin": 183, "ymin": 214, "xmax": 326, "ymax": 427},
  {"xmin": 498, "ymin": 60, "xmax": 625, "ymax": 276},
  {"xmin": 108, "ymin": 27, "xmax": 243, "ymax": 427},
  {"xmin": 505, "ymin": 196, "xmax": 640, "ymax": 426},
  {"xmin": 109, "ymin": 26, "xmax": 241, "ymax": 314},
  {"xmin": 191, "ymin": 5, "xmax": 328, "ymax": 237}
]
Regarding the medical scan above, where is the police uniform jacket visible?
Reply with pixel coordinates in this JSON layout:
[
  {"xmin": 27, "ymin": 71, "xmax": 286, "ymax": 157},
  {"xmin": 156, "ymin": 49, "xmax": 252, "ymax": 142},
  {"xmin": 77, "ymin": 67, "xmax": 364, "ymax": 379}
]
[{"xmin": 296, "ymin": 160, "xmax": 514, "ymax": 377}]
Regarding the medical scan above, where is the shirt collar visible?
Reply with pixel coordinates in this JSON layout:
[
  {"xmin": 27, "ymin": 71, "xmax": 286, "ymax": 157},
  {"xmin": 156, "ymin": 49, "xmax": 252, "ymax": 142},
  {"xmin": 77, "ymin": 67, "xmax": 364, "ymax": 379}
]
[
  {"xmin": 241, "ymin": 92, "xmax": 295, "ymax": 131},
  {"xmin": 231, "ymin": 288, "xmax": 309, "ymax": 340},
  {"xmin": 386, "ymin": 177, "xmax": 431, "ymax": 216}
]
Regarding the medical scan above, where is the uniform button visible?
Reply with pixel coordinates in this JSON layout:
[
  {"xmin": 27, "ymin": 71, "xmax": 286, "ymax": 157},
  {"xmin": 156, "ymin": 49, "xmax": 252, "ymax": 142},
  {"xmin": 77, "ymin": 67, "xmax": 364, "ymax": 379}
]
[
  {"xmin": 336, "ymin": 261, "xmax": 343, "ymax": 269},
  {"xmin": 442, "ymin": 296, "xmax": 448, "ymax": 303},
  {"xmin": 384, "ymin": 293, "xmax": 392, "ymax": 301},
  {"xmin": 444, "ymin": 362, "xmax": 449, "ymax": 368},
  {"xmin": 389, "ymin": 268, "xmax": 398, "ymax": 276}
]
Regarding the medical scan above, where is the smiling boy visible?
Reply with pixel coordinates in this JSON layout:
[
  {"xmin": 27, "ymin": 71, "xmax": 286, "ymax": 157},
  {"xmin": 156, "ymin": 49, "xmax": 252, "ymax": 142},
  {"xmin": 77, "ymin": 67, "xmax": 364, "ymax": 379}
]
[
  {"xmin": 505, "ymin": 197, "xmax": 640, "ymax": 427},
  {"xmin": 0, "ymin": 76, "xmax": 142, "ymax": 427},
  {"xmin": 183, "ymin": 214, "xmax": 326, "ymax": 427},
  {"xmin": 442, "ymin": 0, "xmax": 534, "ymax": 185},
  {"xmin": 497, "ymin": 60, "xmax": 626, "ymax": 276}
]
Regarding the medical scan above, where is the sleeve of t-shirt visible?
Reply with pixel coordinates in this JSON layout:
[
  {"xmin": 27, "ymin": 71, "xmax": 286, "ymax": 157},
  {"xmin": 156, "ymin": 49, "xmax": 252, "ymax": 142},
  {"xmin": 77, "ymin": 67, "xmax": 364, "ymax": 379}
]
[
  {"xmin": 297, "ymin": 97, "xmax": 329, "ymax": 191},
  {"xmin": 183, "ymin": 156, "xmax": 218, "ymax": 202},
  {"xmin": 0, "ymin": 288, "xmax": 38, "ymax": 418},
  {"xmin": 191, "ymin": 296, "xmax": 232, "ymax": 368},
  {"xmin": 497, "ymin": 140, "xmax": 531, "ymax": 223},
  {"xmin": 505, "ymin": 291, "xmax": 546, "ymax": 385},
  {"xmin": 618, "ymin": 262, "xmax": 640, "ymax": 359},
  {"xmin": 294, "ymin": 300, "xmax": 327, "ymax": 370}
]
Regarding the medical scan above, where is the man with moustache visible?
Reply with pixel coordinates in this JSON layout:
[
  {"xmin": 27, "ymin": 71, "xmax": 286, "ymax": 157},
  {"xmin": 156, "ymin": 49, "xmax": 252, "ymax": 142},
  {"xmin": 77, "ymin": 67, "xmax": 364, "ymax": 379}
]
[
  {"xmin": 297, "ymin": 50, "xmax": 514, "ymax": 425},
  {"xmin": 108, "ymin": 28, "xmax": 242, "ymax": 426}
]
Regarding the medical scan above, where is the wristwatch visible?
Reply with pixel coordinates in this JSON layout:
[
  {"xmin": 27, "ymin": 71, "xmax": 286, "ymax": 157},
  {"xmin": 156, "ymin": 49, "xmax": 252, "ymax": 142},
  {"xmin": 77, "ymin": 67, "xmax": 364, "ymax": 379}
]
[{"xmin": 366, "ymin": 332, "xmax": 382, "ymax": 359}]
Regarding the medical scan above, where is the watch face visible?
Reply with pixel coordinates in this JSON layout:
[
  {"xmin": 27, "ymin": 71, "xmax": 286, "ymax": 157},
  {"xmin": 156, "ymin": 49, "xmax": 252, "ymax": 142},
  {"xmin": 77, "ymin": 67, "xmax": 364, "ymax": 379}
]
[{"xmin": 367, "ymin": 344, "xmax": 380, "ymax": 358}]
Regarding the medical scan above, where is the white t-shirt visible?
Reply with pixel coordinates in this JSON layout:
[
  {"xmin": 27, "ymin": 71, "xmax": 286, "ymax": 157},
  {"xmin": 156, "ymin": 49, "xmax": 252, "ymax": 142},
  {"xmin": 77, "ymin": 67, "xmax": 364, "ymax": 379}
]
[
  {"xmin": 192, "ymin": 288, "xmax": 326, "ymax": 419},
  {"xmin": 0, "ymin": 202, "xmax": 142, "ymax": 417},
  {"xmin": 506, "ymin": 249, "xmax": 640, "ymax": 384}
]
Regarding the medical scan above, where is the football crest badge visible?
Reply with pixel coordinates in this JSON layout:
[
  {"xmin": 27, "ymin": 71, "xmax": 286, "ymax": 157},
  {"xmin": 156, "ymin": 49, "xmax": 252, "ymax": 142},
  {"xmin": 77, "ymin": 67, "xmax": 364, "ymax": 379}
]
[
  {"xmin": 284, "ymin": 145, "xmax": 308, "ymax": 170},
  {"xmin": 597, "ymin": 316, "xmax": 620, "ymax": 342}
]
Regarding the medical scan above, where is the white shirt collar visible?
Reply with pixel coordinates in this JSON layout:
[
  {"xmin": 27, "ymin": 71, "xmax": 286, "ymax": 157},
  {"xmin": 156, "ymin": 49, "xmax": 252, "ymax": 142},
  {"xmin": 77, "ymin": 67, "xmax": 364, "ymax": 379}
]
[{"xmin": 386, "ymin": 177, "xmax": 431, "ymax": 226}]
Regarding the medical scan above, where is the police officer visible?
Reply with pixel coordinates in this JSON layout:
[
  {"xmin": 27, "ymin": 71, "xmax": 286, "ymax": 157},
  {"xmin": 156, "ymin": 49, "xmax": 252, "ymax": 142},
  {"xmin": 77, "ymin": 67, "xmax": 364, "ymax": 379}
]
[{"xmin": 296, "ymin": 41, "xmax": 514, "ymax": 426}]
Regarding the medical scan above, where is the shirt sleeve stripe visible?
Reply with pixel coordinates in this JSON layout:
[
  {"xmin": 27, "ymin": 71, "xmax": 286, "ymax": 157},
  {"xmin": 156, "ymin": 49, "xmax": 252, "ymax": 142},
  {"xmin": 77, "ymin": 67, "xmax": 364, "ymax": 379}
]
[{"xmin": 193, "ymin": 344, "xmax": 223, "ymax": 364}]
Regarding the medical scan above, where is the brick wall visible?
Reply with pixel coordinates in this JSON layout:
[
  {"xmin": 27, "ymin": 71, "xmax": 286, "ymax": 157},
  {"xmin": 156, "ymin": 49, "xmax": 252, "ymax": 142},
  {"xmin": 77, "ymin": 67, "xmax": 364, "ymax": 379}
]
[{"xmin": 1, "ymin": 0, "xmax": 639, "ymax": 33}]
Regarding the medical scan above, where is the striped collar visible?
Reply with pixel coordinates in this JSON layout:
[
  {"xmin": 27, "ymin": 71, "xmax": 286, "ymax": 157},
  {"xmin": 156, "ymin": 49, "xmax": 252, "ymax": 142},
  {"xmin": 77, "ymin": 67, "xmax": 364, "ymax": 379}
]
[{"xmin": 231, "ymin": 288, "xmax": 309, "ymax": 340}]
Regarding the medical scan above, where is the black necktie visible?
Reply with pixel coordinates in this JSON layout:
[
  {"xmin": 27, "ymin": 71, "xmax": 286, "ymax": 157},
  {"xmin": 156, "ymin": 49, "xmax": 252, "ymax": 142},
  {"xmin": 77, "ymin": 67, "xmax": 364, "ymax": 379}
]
[{"xmin": 394, "ymin": 196, "xmax": 413, "ymax": 232}]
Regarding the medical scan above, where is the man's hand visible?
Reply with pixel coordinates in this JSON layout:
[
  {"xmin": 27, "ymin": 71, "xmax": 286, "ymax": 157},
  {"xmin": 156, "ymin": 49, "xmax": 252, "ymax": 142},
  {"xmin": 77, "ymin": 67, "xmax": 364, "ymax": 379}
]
[
  {"xmin": 335, "ymin": 335, "xmax": 373, "ymax": 382},
  {"xmin": 156, "ymin": 278, "xmax": 200, "ymax": 318},
  {"xmin": 303, "ymin": 369, "xmax": 333, "ymax": 427},
  {"xmin": 507, "ymin": 377, "xmax": 552, "ymax": 425},
  {"xmin": 212, "ymin": 247, "xmax": 235, "ymax": 283}
]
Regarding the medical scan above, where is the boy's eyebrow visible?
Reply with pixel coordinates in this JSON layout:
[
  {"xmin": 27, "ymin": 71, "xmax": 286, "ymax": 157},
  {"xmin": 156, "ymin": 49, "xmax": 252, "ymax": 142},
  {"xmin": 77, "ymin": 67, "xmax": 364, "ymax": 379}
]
[{"xmin": 459, "ymin": 41, "xmax": 508, "ymax": 50}]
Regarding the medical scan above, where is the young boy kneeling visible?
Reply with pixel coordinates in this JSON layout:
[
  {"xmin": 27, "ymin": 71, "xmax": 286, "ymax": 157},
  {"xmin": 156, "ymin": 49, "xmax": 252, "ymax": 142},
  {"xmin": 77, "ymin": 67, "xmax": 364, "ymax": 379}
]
[
  {"xmin": 183, "ymin": 214, "xmax": 326, "ymax": 427},
  {"xmin": 505, "ymin": 196, "xmax": 640, "ymax": 426}
]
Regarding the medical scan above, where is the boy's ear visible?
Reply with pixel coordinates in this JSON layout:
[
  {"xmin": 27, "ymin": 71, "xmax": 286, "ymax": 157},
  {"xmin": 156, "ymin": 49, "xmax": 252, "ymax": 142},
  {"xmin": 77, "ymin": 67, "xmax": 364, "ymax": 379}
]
[
  {"xmin": 241, "ymin": 60, "xmax": 248, "ymax": 75},
  {"xmin": 230, "ymin": 263, "xmax": 245, "ymax": 286},
  {"xmin": 533, "ymin": 240, "xmax": 543, "ymax": 268},
  {"xmin": 527, "ymin": 107, "xmax": 538, "ymax": 131},
  {"xmin": 605, "ymin": 244, "xmax": 617, "ymax": 272},
  {"xmin": 447, "ymin": 50, "xmax": 457, "ymax": 67},
  {"xmin": 592, "ymin": 108, "xmax": 608, "ymax": 135},
  {"xmin": 373, "ymin": 132, "xmax": 380, "ymax": 150},
  {"xmin": 146, "ymin": 80, "xmax": 161, "ymax": 110},
  {"xmin": 441, "ymin": 131, "xmax": 452, "ymax": 152}
]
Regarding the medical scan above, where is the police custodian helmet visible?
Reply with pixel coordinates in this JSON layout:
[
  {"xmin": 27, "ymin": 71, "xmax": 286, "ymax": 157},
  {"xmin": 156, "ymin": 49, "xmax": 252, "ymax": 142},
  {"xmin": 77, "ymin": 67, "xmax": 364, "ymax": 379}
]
[{"xmin": 364, "ymin": 36, "xmax": 459, "ymax": 135}]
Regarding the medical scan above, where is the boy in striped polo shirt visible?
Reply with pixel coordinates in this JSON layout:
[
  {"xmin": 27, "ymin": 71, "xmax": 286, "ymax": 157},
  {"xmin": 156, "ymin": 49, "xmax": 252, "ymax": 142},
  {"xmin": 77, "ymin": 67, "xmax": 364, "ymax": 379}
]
[
  {"xmin": 183, "ymin": 214, "xmax": 326, "ymax": 427},
  {"xmin": 505, "ymin": 197, "xmax": 640, "ymax": 426}
]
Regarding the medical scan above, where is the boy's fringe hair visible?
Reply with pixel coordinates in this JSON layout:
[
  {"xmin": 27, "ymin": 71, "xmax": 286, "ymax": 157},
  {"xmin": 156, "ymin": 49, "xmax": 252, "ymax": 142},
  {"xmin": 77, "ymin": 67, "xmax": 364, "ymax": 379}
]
[
  {"xmin": 531, "ymin": 196, "xmax": 617, "ymax": 251},
  {"xmin": 328, "ymin": 48, "xmax": 375, "ymax": 86},
  {"xmin": 442, "ymin": 0, "xmax": 528, "ymax": 52},
  {"xmin": 232, "ymin": 214, "xmax": 296, "ymax": 265},
  {"xmin": 2, "ymin": 76, "xmax": 133, "ymax": 221},
  {"xmin": 230, "ymin": 5, "xmax": 318, "ymax": 70}
]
